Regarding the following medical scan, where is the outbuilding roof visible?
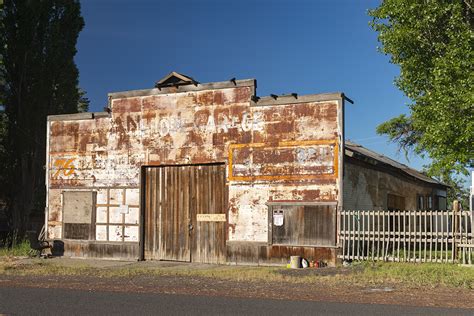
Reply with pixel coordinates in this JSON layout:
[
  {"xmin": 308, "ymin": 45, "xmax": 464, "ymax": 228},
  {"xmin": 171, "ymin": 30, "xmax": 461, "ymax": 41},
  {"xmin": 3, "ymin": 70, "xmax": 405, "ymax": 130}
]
[{"xmin": 345, "ymin": 141, "xmax": 447, "ymax": 187}]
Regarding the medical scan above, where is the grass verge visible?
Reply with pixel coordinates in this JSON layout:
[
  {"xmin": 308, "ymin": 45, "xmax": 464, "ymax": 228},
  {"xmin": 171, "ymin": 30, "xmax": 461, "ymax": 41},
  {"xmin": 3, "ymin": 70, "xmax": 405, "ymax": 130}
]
[
  {"xmin": 346, "ymin": 261, "xmax": 474, "ymax": 288},
  {"xmin": 0, "ymin": 240, "xmax": 33, "ymax": 257},
  {"xmin": 0, "ymin": 258, "xmax": 473, "ymax": 289}
]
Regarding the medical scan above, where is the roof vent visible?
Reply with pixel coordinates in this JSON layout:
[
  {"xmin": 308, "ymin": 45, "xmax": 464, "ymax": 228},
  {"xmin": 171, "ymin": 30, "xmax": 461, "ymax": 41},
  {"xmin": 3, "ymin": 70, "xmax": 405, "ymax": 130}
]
[{"xmin": 155, "ymin": 71, "xmax": 199, "ymax": 89}]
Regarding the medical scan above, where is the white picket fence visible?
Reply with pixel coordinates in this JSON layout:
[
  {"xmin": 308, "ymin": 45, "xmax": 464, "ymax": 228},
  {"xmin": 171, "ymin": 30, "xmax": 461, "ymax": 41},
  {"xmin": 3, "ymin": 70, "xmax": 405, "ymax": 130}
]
[{"xmin": 338, "ymin": 210, "xmax": 473, "ymax": 265}]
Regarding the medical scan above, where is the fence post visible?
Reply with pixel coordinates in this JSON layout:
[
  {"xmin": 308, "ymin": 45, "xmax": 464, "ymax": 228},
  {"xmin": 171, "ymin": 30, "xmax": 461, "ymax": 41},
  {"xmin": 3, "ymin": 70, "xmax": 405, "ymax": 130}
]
[{"xmin": 452, "ymin": 200, "xmax": 459, "ymax": 262}]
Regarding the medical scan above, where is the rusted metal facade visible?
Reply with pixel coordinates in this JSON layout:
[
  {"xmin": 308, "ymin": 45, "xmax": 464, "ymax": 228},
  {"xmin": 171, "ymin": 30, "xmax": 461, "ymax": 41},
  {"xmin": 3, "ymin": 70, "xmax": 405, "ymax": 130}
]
[{"xmin": 45, "ymin": 75, "xmax": 344, "ymax": 263}]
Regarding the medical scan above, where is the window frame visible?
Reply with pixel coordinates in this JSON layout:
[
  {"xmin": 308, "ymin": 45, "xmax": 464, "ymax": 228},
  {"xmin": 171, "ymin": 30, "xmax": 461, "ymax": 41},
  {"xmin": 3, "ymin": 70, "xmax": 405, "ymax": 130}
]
[
  {"xmin": 417, "ymin": 194, "xmax": 425, "ymax": 210},
  {"xmin": 426, "ymin": 195, "xmax": 433, "ymax": 210},
  {"xmin": 94, "ymin": 187, "xmax": 140, "ymax": 243}
]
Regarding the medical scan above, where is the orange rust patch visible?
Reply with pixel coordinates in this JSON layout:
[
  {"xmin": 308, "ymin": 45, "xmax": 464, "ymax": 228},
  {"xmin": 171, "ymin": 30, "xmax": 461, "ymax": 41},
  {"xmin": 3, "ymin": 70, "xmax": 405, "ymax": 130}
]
[
  {"xmin": 126, "ymin": 115, "xmax": 139, "ymax": 132},
  {"xmin": 234, "ymin": 87, "xmax": 251, "ymax": 103},
  {"xmin": 187, "ymin": 130, "xmax": 205, "ymax": 147},
  {"xmin": 213, "ymin": 90, "xmax": 225, "ymax": 105},
  {"xmin": 113, "ymin": 116, "xmax": 130, "ymax": 149},
  {"xmin": 197, "ymin": 91, "xmax": 214, "ymax": 105},
  {"xmin": 112, "ymin": 97, "xmax": 141, "ymax": 113}
]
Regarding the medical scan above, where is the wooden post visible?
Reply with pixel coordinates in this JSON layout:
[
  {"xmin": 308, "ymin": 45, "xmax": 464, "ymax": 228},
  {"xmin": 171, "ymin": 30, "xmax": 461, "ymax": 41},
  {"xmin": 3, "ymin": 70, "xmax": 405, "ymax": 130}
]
[{"xmin": 452, "ymin": 200, "xmax": 460, "ymax": 262}]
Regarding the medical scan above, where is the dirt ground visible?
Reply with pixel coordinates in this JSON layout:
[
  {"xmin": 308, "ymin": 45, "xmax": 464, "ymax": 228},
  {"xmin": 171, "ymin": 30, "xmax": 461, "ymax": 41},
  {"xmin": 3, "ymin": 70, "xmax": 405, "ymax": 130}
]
[{"xmin": 0, "ymin": 257, "xmax": 473, "ymax": 309}]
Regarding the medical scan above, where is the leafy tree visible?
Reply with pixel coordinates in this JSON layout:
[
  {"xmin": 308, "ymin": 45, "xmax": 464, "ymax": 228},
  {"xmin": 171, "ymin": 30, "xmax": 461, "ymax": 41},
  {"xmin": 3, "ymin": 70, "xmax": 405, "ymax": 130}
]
[
  {"xmin": 369, "ymin": 0, "xmax": 473, "ymax": 207},
  {"xmin": 0, "ymin": 0, "xmax": 84, "ymax": 240}
]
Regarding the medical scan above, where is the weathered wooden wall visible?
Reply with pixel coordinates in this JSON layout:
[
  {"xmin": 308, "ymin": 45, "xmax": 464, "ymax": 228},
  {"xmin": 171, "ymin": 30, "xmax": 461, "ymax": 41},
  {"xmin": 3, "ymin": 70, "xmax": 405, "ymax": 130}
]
[
  {"xmin": 143, "ymin": 164, "xmax": 227, "ymax": 264},
  {"xmin": 226, "ymin": 242, "xmax": 338, "ymax": 266},
  {"xmin": 343, "ymin": 158, "xmax": 446, "ymax": 211},
  {"xmin": 46, "ymin": 78, "xmax": 343, "ymax": 262}
]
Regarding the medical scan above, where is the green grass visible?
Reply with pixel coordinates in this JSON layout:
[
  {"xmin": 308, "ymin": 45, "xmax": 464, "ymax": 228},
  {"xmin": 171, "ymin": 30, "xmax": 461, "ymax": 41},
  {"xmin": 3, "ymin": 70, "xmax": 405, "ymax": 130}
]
[
  {"xmin": 0, "ymin": 240, "xmax": 33, "ymax": 257},
  {"xmin": 0, "ymin": 260, "xmax": 288, "ymax": 282},
  {"xmin": 347, "ymin": 261, "xmax": 474, "ymax": 289},
  {"xmin": 0, "ymin": 258, "xmax": 473, "ymax": 289},
  {"xmin": 353, "ymin": 248, "xmax": 474, "ymax": 263}
]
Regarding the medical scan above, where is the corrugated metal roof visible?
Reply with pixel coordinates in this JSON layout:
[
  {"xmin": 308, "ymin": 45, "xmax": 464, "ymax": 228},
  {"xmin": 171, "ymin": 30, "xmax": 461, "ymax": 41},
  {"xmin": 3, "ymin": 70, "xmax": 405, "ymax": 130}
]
[{"xmin": 345, "ymin": 141, "xmax": 446, "ymax": 187}]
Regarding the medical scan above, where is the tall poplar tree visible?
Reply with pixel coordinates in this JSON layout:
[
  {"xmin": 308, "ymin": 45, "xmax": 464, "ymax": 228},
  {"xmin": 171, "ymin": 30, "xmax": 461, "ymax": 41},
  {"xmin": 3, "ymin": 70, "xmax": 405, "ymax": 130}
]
[{"xmin": 0, "ymin": 0, "xmax": 84, "ymax": 240}]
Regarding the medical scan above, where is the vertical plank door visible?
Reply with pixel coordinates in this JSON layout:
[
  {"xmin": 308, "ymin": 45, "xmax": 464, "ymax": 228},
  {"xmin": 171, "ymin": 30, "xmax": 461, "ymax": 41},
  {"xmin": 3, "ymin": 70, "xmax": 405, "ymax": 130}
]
[
  {"xmin": 190, "ymin": 164, "xmax": 227, "ymax": 264},
  {"xmin": 158, "ymin": 166, "xmax": 192, "ymax": 261},
  {"xmin": 144, "ymin": 164, "xmax": 226, "ymax": 263}
]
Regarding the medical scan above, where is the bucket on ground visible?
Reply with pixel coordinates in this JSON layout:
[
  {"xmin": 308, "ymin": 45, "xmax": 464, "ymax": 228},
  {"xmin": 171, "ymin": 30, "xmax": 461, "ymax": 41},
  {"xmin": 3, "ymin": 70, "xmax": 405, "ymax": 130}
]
[{"xmin": 290, "ymin": 255, "xmax": 301, "ymax": 269}]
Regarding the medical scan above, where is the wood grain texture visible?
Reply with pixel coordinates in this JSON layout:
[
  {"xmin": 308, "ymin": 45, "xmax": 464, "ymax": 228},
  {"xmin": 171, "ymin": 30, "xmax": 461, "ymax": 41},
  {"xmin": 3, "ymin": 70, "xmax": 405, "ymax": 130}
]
[
  {"xmin": 144, "ymin": 164, "xmax": 226, "ymax": 263},
  {"xmin": 271, "ymin": 205, "xmax": 336, "ymax": 247}
]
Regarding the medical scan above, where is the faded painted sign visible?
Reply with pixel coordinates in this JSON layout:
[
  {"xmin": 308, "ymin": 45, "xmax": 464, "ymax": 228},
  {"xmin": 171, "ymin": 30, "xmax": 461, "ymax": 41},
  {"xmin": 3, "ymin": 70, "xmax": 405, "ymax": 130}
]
[
  {"xmin": 229, "ymin": 139, "xmax": 338, "ymax": 181},
  {"xmin": 197, "ymin": 214, "xmax": 226, "ymax": 222},
  {"xmin": 154, "ymin": 111, "xmax": 264, "ymax": 136},
  {"xmin": 46, "ymin": 79, "xmax": 343, "ymax": 245},
  {"xmin": 52, "ymin": 158, "xmax": 76, "ymax": 179}
]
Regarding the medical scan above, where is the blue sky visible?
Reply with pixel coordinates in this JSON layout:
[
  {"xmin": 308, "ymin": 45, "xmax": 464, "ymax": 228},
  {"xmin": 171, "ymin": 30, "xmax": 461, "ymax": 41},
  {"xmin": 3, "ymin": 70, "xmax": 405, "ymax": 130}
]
[{"xmin": 76, "ymin": 0, "xmax": 427, "ymax": 170}]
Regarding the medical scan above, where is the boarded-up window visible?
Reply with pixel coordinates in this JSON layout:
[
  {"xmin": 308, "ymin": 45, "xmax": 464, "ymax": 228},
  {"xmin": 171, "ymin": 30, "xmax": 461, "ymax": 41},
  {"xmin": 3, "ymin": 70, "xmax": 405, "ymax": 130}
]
[
  {"xmin": 387, "ymin": 194, "xmax": 405, "ymax": 211},
  {"xmin": 270, "ymin": 205, "xmax": 336, "ymax": 247},
  {"xmin": 62, "ymin": 191, "xmax": 95, "ymax": 240}
]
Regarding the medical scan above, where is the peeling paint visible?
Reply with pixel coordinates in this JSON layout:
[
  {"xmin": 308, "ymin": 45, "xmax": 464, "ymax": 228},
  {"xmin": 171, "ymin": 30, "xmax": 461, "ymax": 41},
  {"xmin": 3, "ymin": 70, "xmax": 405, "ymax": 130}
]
[{"xmin": 46, "ymin": 83, "xmax": 342, "ymax": 246}]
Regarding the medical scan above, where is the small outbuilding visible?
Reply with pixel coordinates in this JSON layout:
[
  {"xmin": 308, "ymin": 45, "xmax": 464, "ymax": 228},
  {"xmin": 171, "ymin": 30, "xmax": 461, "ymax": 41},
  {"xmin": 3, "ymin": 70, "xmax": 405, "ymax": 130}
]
[
  {"xmin": 344, "ymin": 141, "xmax": 447, "ymax": 212},
  {"xmin": 44, "ymin": 73, "xmax": 447, "ymax": 265}
]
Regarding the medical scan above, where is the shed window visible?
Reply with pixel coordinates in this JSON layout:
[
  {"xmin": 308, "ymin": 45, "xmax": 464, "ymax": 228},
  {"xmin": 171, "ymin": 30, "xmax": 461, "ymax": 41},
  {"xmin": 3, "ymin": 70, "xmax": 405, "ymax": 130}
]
[
  {"xmin": 434, "ymin": 195, "xmax": 447, "ymax": 210},
  {"xmin": 62, "ymin": 191, "xmax": 96, "ymax": 240},
  {"xmin": 417, "ymin": 195, "xmax": 425, "ymax": 210},
  {"xmin": 269, "ymin": 204, "xmax": 336, "ymax": 247},
  {"xmin": 426, "ymin": 195, "xmax": 433, "ymax": 210}
]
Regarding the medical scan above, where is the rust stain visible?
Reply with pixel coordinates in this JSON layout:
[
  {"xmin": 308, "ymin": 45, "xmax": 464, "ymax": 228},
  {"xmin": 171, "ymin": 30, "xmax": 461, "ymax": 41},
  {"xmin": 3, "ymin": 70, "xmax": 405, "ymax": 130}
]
[
  {"xmin": 197, "ymin": 91, "xmax": 214, "ymax": 105},
  {"xmin": 266, "ymin": 119, "xmax": 295, "ymax": 136},
  {"xmin": 213, "ymin": 90, "xmax": 225, "ymax": 105},
  {"xmin": 47, "ymin": 82, "xmax": 342, "ymax": 246},
  {"xmin": 228, "ymin": 139, "xmax": 338, "ymax": 182},
  {"xmin": 96, "ymin": 129, "xmax": 108, "ymax": 147},
  {"xmin": 126, "ymin": 116, "xmax": 138, "ymax": 132},
  {"xmin": 228, "ymin": 223, "xmax": 236, "ymax": 234},
  {"xmin": 234, "ymin": 87, "xmax": 251, "ymax": 103},
  {"xmin": 112, "ymin": 97, "xmax": 141, "ymax": 113}
]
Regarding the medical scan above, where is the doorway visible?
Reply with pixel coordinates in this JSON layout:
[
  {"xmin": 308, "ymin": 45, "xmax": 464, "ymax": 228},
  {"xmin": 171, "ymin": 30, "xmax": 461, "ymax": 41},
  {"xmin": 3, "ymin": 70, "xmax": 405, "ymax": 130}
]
[{"xmin": 142, "ymin": 164, "xmax": 227, "ymax": 263}]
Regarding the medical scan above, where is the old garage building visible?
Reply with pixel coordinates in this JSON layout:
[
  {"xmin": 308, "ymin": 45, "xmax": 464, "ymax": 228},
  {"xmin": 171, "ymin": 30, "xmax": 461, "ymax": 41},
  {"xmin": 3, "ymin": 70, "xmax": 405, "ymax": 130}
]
[{"xmin": 45, "ymin": 72, "xmax": 447, "ymax": 265}]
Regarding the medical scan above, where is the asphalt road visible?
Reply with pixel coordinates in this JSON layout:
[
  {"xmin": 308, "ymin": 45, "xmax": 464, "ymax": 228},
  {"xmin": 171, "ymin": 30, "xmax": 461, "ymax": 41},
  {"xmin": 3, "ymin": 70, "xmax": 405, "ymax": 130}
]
[{"xmin": 0, "ymin": 286, "xmax": 471, "ymax": 316}]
